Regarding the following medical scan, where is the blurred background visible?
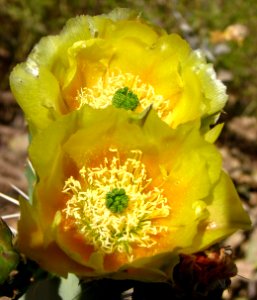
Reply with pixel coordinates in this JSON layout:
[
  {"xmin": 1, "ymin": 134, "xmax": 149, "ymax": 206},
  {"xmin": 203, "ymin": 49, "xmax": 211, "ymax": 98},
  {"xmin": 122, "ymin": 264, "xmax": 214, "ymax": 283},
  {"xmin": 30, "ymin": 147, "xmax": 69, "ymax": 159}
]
[{"xmin": 0, "ymin": 1, "xmax": 256, "ymax": 299}]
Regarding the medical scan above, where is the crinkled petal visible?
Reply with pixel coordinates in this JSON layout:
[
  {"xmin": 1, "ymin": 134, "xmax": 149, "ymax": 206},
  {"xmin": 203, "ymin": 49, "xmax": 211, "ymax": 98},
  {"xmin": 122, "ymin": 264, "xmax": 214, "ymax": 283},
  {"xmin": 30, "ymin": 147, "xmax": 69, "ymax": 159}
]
[{"xmin": 188, "ymin": 171, "xmax": 251, "ymax": 253}]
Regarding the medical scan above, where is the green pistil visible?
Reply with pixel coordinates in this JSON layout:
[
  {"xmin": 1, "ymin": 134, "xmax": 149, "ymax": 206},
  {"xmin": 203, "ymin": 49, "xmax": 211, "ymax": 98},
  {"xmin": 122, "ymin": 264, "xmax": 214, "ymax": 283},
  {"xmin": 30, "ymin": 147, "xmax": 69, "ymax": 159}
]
[
  {"xmin": 106, "ymin": 188, "xmax": 129, "ymax": 213},
  {"xmin": 112, "ymin": 87, "xmax": 139, "ymax": 110}
]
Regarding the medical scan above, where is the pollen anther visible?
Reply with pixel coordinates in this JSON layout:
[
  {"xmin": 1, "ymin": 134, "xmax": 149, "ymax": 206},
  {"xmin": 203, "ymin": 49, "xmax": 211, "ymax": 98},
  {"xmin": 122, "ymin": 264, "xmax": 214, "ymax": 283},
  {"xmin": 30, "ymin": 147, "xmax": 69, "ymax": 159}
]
[
  {"xmin": 62, "ymin": 149, "xmax": 170, "ymax": 256},
  {"xmin": 76, "ymin": 70, "xmax": 171, "ymax": 118}
]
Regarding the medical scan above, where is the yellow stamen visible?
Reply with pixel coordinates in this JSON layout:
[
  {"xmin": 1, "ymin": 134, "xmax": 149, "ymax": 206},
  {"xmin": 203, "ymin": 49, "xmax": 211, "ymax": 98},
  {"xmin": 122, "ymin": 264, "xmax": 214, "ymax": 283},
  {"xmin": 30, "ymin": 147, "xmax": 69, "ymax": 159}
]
[
  {"xmin": 62, "ymin": 149, "xmax": 170, "ymax": 257},
  {"xmin": 76, "ymin": 70, "xmax": 171, "ymax": 118}
]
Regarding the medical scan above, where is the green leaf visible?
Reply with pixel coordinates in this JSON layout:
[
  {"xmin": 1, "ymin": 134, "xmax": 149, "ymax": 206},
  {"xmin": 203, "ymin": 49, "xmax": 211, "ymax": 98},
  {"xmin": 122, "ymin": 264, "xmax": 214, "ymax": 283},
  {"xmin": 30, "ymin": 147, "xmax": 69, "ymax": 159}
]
[{"xmin": 0, "ymin": 219, "xmax": 19, "ymax": 284}]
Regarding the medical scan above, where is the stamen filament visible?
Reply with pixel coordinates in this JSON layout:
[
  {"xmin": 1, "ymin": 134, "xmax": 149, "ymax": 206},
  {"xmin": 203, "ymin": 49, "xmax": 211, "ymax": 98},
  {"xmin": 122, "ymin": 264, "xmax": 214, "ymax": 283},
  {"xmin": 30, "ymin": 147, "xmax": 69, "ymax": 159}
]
[
  {"xmin": 62, "ymin": 149, "xmax": 170, "ymax": 256},
  {"xmin": 76, "ymin": 70, "xmax": 171, "ymax": 118}
]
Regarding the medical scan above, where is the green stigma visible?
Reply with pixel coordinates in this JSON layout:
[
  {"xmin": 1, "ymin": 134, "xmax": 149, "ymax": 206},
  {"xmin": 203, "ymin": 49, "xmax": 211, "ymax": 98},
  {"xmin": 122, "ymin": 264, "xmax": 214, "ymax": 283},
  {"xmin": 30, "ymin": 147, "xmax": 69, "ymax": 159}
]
[
  {"xmin": 112, "ymin": 87, "xmax": 139, "ymax": 110},
  {"xmin": 106, "ymin": 188, "xmax": 129, "ymax": 213}
]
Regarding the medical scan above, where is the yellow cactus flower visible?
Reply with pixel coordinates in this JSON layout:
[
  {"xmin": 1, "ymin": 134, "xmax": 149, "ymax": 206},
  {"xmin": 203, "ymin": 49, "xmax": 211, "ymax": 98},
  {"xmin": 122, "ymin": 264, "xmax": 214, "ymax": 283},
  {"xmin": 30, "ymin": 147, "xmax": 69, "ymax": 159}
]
[
  {"xmin": 17, "ymin": 106, "xmax": 250, "ymax": 280},
  {"xmin": 10, "ymin": 8, "xmax": 227, "ymax": 135}
]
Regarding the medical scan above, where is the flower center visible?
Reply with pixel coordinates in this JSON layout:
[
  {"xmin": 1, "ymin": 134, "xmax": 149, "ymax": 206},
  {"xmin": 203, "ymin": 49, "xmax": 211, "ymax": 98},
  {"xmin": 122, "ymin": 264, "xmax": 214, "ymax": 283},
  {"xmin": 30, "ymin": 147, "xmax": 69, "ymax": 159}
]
[
  {"xmin": 112, "ymin": 87, "xmax": 139, "ymax": 110},
  {"xmin": 76, "ymin": 70, "xmax": 170, "ymax": 118},
  {"xmin": 62, "ymin": 148, "xmax": 170, "ymax": 256},
  {"xmin": 106, "ymin": 188, "xmax": 129, "ymax": 213}
]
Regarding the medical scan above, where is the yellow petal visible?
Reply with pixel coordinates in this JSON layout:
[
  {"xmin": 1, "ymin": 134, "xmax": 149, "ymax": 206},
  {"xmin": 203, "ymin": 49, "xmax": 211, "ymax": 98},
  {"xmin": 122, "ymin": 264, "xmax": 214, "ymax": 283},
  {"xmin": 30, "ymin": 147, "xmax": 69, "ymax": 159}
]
[{"xmin": 190, "ymin": 171, "xmax": 251, "ymax": 252}]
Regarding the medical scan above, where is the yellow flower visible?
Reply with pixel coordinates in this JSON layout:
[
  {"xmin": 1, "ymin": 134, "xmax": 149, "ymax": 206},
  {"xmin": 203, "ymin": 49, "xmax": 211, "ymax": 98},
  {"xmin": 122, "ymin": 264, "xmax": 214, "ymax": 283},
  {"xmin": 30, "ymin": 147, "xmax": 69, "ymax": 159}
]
[
  {"xmin": 17, "ymin": 106, "xmax": 250, "ymax": 280},
  {"xmin": 10, "ymin": 8, "xmax": 227, "ymax": 135}
]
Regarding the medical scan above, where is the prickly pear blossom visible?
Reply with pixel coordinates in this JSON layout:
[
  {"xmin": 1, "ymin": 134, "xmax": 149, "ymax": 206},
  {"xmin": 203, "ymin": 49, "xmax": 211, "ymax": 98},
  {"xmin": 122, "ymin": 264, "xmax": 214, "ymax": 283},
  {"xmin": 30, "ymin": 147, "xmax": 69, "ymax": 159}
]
[
  {"xmin": 17, "ymin": 107, "xmax": 250, "ymax": 280},
  {"xmin": 10, "ymin": 8, "xmax": 227, "ymax": 135}
]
